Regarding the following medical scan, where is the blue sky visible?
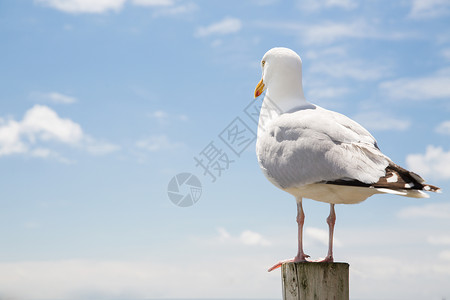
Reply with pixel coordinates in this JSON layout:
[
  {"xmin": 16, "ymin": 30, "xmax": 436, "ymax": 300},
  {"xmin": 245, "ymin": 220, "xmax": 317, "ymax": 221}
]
[{"xmin": 1, "ymin": 0, "xmax": 450, "ymax": 299}]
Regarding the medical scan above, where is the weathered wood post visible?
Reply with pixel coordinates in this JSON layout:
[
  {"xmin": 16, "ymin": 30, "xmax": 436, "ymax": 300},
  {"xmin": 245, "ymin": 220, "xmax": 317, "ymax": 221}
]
[{"xmin": 281, "ymin": 262, "xmax": 349, "ymax": 300}]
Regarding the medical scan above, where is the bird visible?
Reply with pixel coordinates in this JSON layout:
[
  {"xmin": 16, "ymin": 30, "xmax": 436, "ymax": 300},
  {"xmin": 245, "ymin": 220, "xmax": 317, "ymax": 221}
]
[{"xmin": 253, "ymin": 47, "xmax": 441, "ymax": 272}]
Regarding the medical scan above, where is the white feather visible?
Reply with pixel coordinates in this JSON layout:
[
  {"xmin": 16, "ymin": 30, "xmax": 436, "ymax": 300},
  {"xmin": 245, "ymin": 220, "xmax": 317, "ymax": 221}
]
[{"xmin": 255, "ymin": 47, "xmax": 432, "ymax": 205}]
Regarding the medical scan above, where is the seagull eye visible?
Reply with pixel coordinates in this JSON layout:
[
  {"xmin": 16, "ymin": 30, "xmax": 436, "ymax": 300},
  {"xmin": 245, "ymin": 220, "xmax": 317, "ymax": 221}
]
[{"xmin": 262, "ymin": 60, "xmax": 265, "ymax": 67}]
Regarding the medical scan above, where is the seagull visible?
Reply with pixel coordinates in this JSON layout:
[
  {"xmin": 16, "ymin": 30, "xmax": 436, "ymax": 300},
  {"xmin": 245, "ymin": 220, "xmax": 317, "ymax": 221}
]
[{"xmin": 254, "ymin": 47, "xmax": 441, "ymax": 272}]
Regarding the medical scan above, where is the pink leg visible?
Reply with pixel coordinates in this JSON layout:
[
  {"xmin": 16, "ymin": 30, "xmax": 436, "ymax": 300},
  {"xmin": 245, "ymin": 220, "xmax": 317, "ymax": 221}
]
[
  {"xmin": 268, "ymin": 198, "xmax": 310, "ymax": 272},
  {"xmin": 322, "ymin": 204, "xmax": 336, "ymax": 262},
  {"xmin": 294, "ymin": 199, "xmax": 309, "ymax": 262}
]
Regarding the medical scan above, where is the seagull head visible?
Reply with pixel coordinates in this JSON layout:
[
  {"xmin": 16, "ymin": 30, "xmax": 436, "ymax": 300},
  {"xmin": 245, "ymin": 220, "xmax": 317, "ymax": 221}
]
[{"xmin": 254, "ymin": 47, "xmax": 305, "ymax": 104}]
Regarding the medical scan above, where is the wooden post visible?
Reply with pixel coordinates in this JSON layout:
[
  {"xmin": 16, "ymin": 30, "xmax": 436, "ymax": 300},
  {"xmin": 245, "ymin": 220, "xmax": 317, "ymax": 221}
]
[{"xmin": 281, "ymin": 262, "xmax": 349, "ymax": 300}]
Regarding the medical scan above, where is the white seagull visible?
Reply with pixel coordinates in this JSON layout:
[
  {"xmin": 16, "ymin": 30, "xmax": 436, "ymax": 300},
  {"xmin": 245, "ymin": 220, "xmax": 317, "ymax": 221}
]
[{"xmin": 254, "ymin": 47, "xmax": 441, "ymax": 272}]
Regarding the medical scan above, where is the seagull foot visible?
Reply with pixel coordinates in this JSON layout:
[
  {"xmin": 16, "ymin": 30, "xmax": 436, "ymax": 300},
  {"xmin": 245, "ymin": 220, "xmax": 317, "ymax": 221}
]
[
  {"xmin": 267, "ymin": 254, "xmax": 310, "ymax": 272},
  {"xmin": 314, "ymin": 255, "xmax": 333, "ymax": 263}
]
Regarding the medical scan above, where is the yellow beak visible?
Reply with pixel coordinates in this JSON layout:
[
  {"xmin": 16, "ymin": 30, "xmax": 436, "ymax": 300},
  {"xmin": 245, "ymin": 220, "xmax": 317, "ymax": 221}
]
[{"xmin": 254, "ymin": 78, "xmax": 265, "ymax": 98}]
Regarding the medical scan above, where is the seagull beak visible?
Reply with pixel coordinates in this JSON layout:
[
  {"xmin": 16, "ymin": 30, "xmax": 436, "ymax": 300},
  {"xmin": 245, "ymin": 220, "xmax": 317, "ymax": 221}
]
[{"xmin": 254, "ymin": 78, "xmax": 265, "ymax": 98}]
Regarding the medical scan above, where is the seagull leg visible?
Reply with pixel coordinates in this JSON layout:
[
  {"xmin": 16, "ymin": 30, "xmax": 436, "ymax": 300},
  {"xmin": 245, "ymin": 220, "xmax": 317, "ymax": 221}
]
[
  {"xmin": 322, "ymin": 203, "xmax": 336, "ymax": 262},
  {"xmin": 294, "ymin": 198, "xmax": 310, "ymax": 262},
  {"xmin": 268, "ymin": 198, "xmax": 310, "ymax": 272}
]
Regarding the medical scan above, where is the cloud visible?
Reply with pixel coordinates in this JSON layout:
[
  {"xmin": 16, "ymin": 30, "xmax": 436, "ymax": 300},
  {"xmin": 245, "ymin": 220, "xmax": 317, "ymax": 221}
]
[
  {"xmin": 135, "ymin": 134, "xmax": 184, "ymax": 152},
  {"xmin": 35, "ymin": 0, "xmax": 186, "ymax": 14},
  {"xmin": 441, "ymin": 48, "xmax": 450, "ymax": 61},
  {"xmin": 439, "ymin": 250, "xmax": 450, "ymax": 261},
  {"xmin": 35, "ymin": 0, "xmax": 126, "ymax": 14},
  {"xmin": 303, "ymin": 46, "xmax": 348, "ymax": 60},
  {"xmin": 240, "ymin": 230, "xmax": 271, "ymax": 246},
  {"xmin": 0, "ymin": 119, "xmax": 27, "ymax": 156},
  {"xmin": 409, "ymin": 0, "xmax": 450, "ymax": 19},
  {"xmin": 216, "ymin": 227, "xmax": 271, "ymax": 246},
  {"xmin": 131, "ymin": 0, "xmax": 173, "ymax": 6},
  {"xmin": 0, "ymin": 105, "xmax": 118, "ymax": 160},
  {"xmin": 0, "ymin": 257, "xmax": 281, "ymax": 299},
  {"xmin": 248, "ymin": 0, "xmax": 279, "ymax": 5},
  {"xmin": 307, "ymin": 87, "xmax": 349, "ymax": 99},
  {"xmin": 435, "ymin": 120, "xmax": 450, "ymax": 135},
  {"xmin": 30, "ymin": 147, "xmax": 75, "ymax": 163},
  {"xmin": 352, "ymin": 111, "xmax": 411, "ymax": 131},
  {"xmin": 303, "ymin": 45, "xmax": 387, "ymax": 81},
  {"xmin": 427, "ymin": 235, "xmax": 450, "ymax": 245},
  {"xmin": 82, "ymin": 135, "xmax": 120, "ymax": 155},
  {"xmin": 297, "ymin": 0, "xmax": 357, "ymax": 12},
  {"xmin": 309, "ymin": 59, "xmax": 387, "ymax": 81},
  {"xmin": 301, "ymin": 21, "xmax": 372, "ymax": 45},
  {"xmin": 195, "ymin": 17, "xmax": 242, "ymax": 38},
  {"xmin": 31, "ymin": 92, "xmax": 77, "ymax": 104},
  {"xmin": 397, "ymin": 203, "xmax": 450, "ymax": 219},
  {"xmin": 255, "ymin": 20, "xmax": 414, "ymax": 45},
  {"xmin": 305, "ymin": 227, "xmax": 342, "ymax": 247},
  {"xmin": 406, "ymin": 145, "xmax": 450, "ymax": 179},
  {"xmin": 148, "ymin": 110, "xmax": 188, "ymax": 124},
  {"xmin": 22, "ymin": 105, "xmax": 83, "ymax": 144},
  {"xmin": 152, "ymin": 2, "xmax": 197, "ymax": 17},
  {"xmin": 379, "ymin": 71, "xmax": 450, "ymax": 101},
  {"xmin": 349, "ymin": 254, "xmax": 450, "ymax": 299},
  {"xmin": 152, "ymin": 110, "xmax": 169, "ymax": 119},
  {"xmin": 0, "ymin": 259, "xmax": 161, "ymax": 299}
]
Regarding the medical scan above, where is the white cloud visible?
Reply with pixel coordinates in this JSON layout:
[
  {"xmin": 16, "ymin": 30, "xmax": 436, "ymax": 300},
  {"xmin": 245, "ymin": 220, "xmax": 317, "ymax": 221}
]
[
  {"xmin": 35, "ymin": 0, "xmax": 191, "ymax": 14},
  {"xmin": 0, "ymin": 105, "xmax": 118, "ymax": 160},
  {"xmin": 148, "ymin": 110, "xmax": 188, "ymax": 124},
  {"xmin": 0, "ymin": 259, "xmax": 161, "ymax": 299},
  {"xmin": 409, "ymin": 0, "xmax": 450, "ymax": 19},
  {"xmin": 406, "ymin": 145, "xmax": 450, "ymax": 179},
  {"xmin": 22, "ymin": 105, "xmax": 83, "ymax": 144},
  {"xmin": 149, "ymin": 110, "xmax": 168, "ymax": 121},
  {"xmin": 352, "ymin": 111, "xmax": 411, "ymax": 131},
  {"xmin": 304, "ymin": 46, "xmax": 387, "ymax": 82},
  {"xmin": 380, "ymin": 71, "xmax": 450, "ymax": 101},
  {"xmin": 249, "ymin": 0, "xmax": 279, "ymax": 5},
  {"xmin": 240, "ymin": 230, "xmax": 271, "ymax": 246},
  {"xmin": 0, "ymin": 119, "xmax": 27, "ymax": 156},
  {"xmin": 435, "ymin": 120, "xmax": 450, "ymax": 135},
  {"xmin": 309, "ymin": 59, "xmax": 387, "ymax": 81},
  {"xmin": 35, "ymin": 0, "xmax": 126, "ymax": 14},
  {"xmin": 441, "ymin": 48, "xmax": 450, "ymax": 61},
  {"xmin": 210, "ymin": 39, "xmax": 223, "ymax": 48},
  {"xmin": 23, "ymin": 221, "xmax": 41, "ymax": 229},
  {"xmin": 135, "ymin": 134, "xmax": 184, "ymax": 151},
  {"xmin": 255, "ymin": 20, "xmax": 415, "ymax": 45},
  {"xmin": 30, "ymin": 147, "xmax": 54, "ymax": 158},
  {"xmin": 303, "ymin": 46, "xmax": 347, "ymax": 60},
  {"xmin": 30, "ymin": 147, "xmax": 75, "ymax": 163},
  {"xmin": 0, "ymin": 257, "xmax": 280, "ymax": 299},
  {"xmin": 216, "ymin": 227, "xmax": 271, "ymax": 247},
  {"xmin": 349, "ymin": 254, "xmax": 450, "ymax": 299},
  {"xmin": 427, "ymin": 235, "xmax": 450, "ymax": 245},
  {"xmin": 297, "ymin": 0, "xmax": 357, "ymax": 12},
  {"xmin": 217, "ymin": 227, "xmax": 232, "ymax": 242},
  {"xmin": 152, "ymin": 2, "xmax": 197, "ymax": 17},
  {"xmin": 305, "ymin": 227, "xmax": 342, "ymax": 247},
  {"xmin": 131, "ymin": 0, "xmax": 173, "ymax": 6},
  {"xmin": 398, "ymin": 203, "xmax": 450, "ymax": 219},
  {"xmin": 32, "ymin": 92, "xmax": 77, "ymax": 104},
  {"xmin": 439, "ymin": 250, "xmax": 450, "ymax": 261},
  {"xmin": 307, "ymin": 87, "xmax": 349, "ymax": 99},
  {"xmin": 302, "ymin": 21, "xmax": 371, "ymax": 45},
  {"xmin": 82, "ymin": 135, "xmax": 120, "ymax": 155},
  {"xmin": 195, "ymin": 17, "xmax": 242, "ymax": 38}
]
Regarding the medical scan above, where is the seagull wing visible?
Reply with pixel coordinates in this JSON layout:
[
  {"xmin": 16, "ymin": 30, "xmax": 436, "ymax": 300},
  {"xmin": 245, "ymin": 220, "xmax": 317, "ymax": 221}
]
[{"xmin": 256, "ymin": 105, "xmax": 390, "ymax": 189}]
